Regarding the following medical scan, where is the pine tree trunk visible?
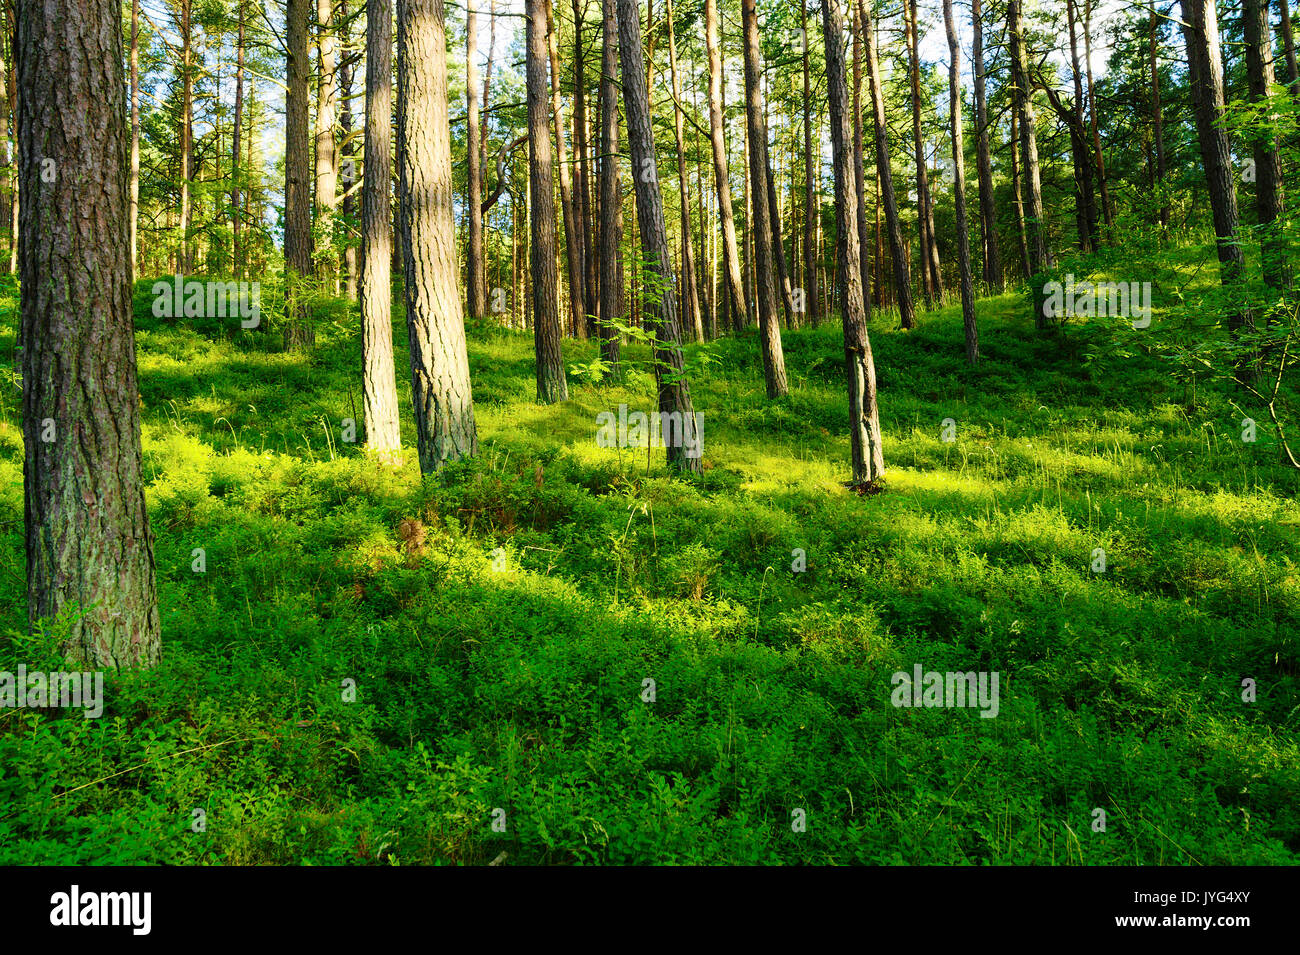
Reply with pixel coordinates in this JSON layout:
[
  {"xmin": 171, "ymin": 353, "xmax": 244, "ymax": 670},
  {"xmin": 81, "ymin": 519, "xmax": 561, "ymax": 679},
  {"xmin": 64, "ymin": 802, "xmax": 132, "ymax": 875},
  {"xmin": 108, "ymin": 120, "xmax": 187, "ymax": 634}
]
[
  {"xmin": 822, "ymin": 0, "xmax": 884, "ymax": 485},
  {"xmin": 315, "ymin": 0, "xmax": 339, "ymax": 295},
  {"xmin": 862, "ymin": 1, "xmax": 915, "ymax": 330},
  {"xmin": 18, "ymin": 0, "xmax": 161, "ymax": 667},
  {"xmin": 339, "ymin": 0, "xmax": 357, "ymax": 300},
  {"xmin": 667, "ymin": 0, "xmax": 703, "ymax": 341},
  {"xmin": 971, "ymin": 0, "xmax": 1000, "ymax": 289},
  {"xmin": 1082, "ymin": 0, "xmax": 1113, "ymax": 230},
  {"xmin": 232, "ymin": 0, "xmax": 244, "ymax": 280},
  {"xmin": 705, "ymin": 0, "xmax": 746, "ymax": 333},
  {"xmin": 573, "ymin": 0, "xmax": 598, "ymax": 333},
  {"xmin": 397, "ymin": 0, "xmax": 480, "ymax": 466},
  {"xmin": 617, "ymin": 0, "xmax": 702, "ymax": 473},
  {"xmin": 545, "ymin": 0, "xmax": 585, "ymax": 338},
  {"xmin": 944, "ymin": 0, "xmax": 978, "ymax": 365},
  {"xmin": 1244, "ymin": 0, "xmax": 1289, "ymax": 299},
  {"xmin": 1280, "ymin": 0, "xmax": 1300, "ymax": 89},
  {"xmin": 1009, "ymin": 0, "xmax": 1051, "ymax": 327},
  {"xmin": 852, "ymin": 0, "xmax": 871, "ymax": 316},
  {"xmin": 361, "ymin": 0, "xmax": 402, "ymax": 462},
  {"xmin": 285, "ymin": 0, "xmax": 314, "ymax": 348},
  {"xmin": 130, "ymin": 0, "xmax": 141, "ymax": 281},
  {"xmin": 803, "ymin": 1, "xmax": 818, "ymax": 326},
  {"xmin": 1150, "ymin": 3, "xmax": 1169, "ymax": 228},
  {"xmin": 597, "ymin": 0, "xmax": 622, "ymax": 371},
  {"xmin": 467, "ymin": 1, "xmax": 486, "ymax": 319},
  {"xmin": 740, "ymin": 0, "xmax": 788, "ymax": 397},
  {"xmin": 528, "ymin": 0, "xmax": 569, "ymax": 400}
]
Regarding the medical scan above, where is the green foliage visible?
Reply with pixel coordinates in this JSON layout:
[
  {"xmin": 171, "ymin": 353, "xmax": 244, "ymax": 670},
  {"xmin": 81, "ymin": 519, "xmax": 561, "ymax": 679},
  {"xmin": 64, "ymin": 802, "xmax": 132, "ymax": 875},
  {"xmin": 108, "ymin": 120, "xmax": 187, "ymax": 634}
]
[{"xmin": 0, "ymin": 270, "xmax": 1296, "ymax": 865}]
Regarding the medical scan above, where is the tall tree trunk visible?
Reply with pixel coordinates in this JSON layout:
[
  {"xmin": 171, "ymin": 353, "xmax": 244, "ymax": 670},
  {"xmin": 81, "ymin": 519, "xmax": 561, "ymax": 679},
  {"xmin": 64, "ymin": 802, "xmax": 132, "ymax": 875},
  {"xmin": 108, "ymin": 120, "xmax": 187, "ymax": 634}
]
[
  {"xmin": 1009, "ymin": 107, "xmax": 1030, "ymax": 280},
  {"xmin": 1009, "ymin": 0, "xmax": 1051, "ymax": 327},
  {"xmin": 232, "ymin": 0, "xmax": 245, "ymax": 280},
  {"xmin": 705, "ymin": 0, "xmax": 746, "ymax": 332},
  {"xmin": 340, "ymin": 0, "xmax": 357, "ymax": 300},
  {"xmin": 1182, "ymin": 0, "xmax": 1250, "ymax": 333},
  {"xmin": 1082, "ymin": 0, "xmax": 1113, "ymax": 231},
  {"xmin": 863, "ymin": 0, "xmax": 915, "ymax": 330},
  {"xmin": 1279, "ymin": 0, "xmax": 1300, "ymax": 89},
  {"xmin": 597, "ymin": 0, "xmax": 621, "ymax": 370},
  {"xmin": 528, "ymin": 0, "xmax": 569, "ymax": 400},
  {"xmin": 852, "ymin": 0, "xmax": 871, "ymax": 315},
  {"xmin": 971, "ymin": 0, "xmax": 1000, "ymax": 288},
  {"xmin": 740, "ymin": 0, "xmax": 788, "ymax": 397},
  {"xmin": 316, "ymin": 0, "xmax": 339, "ymax": 294},
  {"xmin": 545, "ymin": 0, "xmax": 585, "ymax": 337},
  {"xmin": 667, "ymin": 0, "xmax": 703, "ymax": 341},
  {"xmin": 573, "ymin": 0, "xmax": 598, "ymax": 332},
  {"xmin": 467, "ymin": 0, "xmax": 486, "ymax": 318},
  {"xmin": 1148, "ymin": 4, "xmax": 1169, "ymax": 228},
  {"xmin": 906, "ymin": 0, "xmax": 941, "ymax": 304},
  {"xmin": 803, "ymin": 1, "xmax": 818, "ymax": 326},
  {"xmin": 1066, "ymin": 0, "xmax": 1099, "ymax": 251},
  {"xmin": 361, "ymin": 0, "xmax": 401, "ymax": 462},
  {"xmin": 179, "ymin": 0, "xmax": 192, "ymax": 273},
  {"xmin": 617, "ymin": 0, "xmax": 701, "ymax": 473},
  {"xmin": 944, "ymin": 0, "xmax": 977, "ymax": 365},
  {"xmin": 397, "ymin": 0, "xmax": 480, "ymax": 466},
  {"xmin": 285, "ymin": 0, "xmax": 315, "ymax": 348},
  {"xmin": 822, "ymin": 0, "xmax": 884, "ymax": 485},
  {"xmin": 17, "ymin": 0, "xmax": 161, "ymax": 667},
  {"xmin": 1244, "ymin": 0, "xmax": 1289, "ymax": 300},
  {"xmin": 129, "ymin": 0, "xmax": 140, "ymax": 281}
]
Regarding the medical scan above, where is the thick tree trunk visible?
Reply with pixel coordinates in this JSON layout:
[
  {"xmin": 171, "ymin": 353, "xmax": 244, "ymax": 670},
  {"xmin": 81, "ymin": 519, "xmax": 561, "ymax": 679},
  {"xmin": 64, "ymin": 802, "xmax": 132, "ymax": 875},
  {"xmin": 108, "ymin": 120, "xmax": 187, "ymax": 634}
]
[
  {"xmin": 361, "ymin": 0, "xmax": 402, "ymax": 462},
  {"xmin": 740, "ymin": 0, "xmax": 788, "ymax": 397},
  {"xmin": 397, "ymin": 0, "xmax": 480, "ymax": 467},
  {"xmin": 17, "ymin": 0, "xmax": 161, "ymax": 667},
  {"xmin": 285, "ymin": 0, "xmax": 314, "ymax": 348},
  {"xmin": 597, "ymin": 0, "xmax": 621, "ymax": 371},
  {"xmin": 1244, "ymin": 0, "xmax": 1289, "ymax": 299},
  {"xmin": 617, "ymin": 0, "xmax": 702, "ymax": 473},
  {"xmin": 1182, "ymin": 0, "xmax": 1250, "ymax": 333},
  {"xmin": 863, "ymin": 1, "xmax": 915, "ymax": 329},
  {"xmin": 667, "ymin": 0, "xmax": 703, "ymax": 341},
  {"xmin": 822, "ymin": 0, "xmax": 884, "ymax": 485},
  {"xmin": 971, "ymin": 0, "xmax": 1000, "ymax": 289},
  {"xmin": 944, "ymin": 0, "xmax": 978, "ymax": 365},
  {"xmin": 705, "ymin": 0, "xmax": 746, "ymax": 333},
  {"xmin": 528, "ymin": 0, "xmax": 569, "ymax": 400},
  {"xmin": 467, "ymin": 1, "xmax": 486, "ymax": 318}
]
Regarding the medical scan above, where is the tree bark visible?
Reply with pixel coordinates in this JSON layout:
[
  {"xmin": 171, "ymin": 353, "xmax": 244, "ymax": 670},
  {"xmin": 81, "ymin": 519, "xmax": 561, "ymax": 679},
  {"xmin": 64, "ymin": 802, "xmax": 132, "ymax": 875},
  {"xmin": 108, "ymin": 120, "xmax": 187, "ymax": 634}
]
[
  {"xmin": 1009, "ymin": 0, "xmax": 1051, "ymax": 327},
  {"xmin": 862, "ymin": 1, "xmax": 915, "ymax": 330},
  {"xmin": 822, "ymin": 0, "xmax": 884, "ymax": 485},
  {"xmin": 528, "ymin": 0, "xmax": 569, "ymax": 400},
  {"xmin": 315, "ymin": 0, "xmax": 339, "ymax": 294},
  {"xmin": 740, "ymin": 0, "xmax": 788, "ymax": 397},
  {"xmin": 667, "ymin": 0, "xmax": 703, "ymax": 341},
  {"xmin": 1244, "ymin": 0, "xmax": 1289, "ymax": 299},
  {"xmin": 803, "ymin": 2, "xmax": 818, "ymax": 326},
  {"xmin": 971, "ymin": 0, "xmax": 1000, "ymax": 289},
  {"xmin": 340, "ymin": 0, "xmax": 357, "ymax": 299},
  {"xmin": 232, "ymin": 0, "xmax": 244, "ymax": 280},
  {"xmin": 1082, "ymin": 0, "xmax": 1113, "ymax": 231},
  {"xmin": 705, "ymin": 0, "xmax": 746, "ymax": 333},
  {"xmin": 944, "ymin": 0, "xmax": 978, "ymax": 365},
  {"xmin": 285, "ymin": 0, "xmax": 314, "ymax": 348},
  {"xmin": 467, "ymin": 0, "xmax": 486, "ymax": 318},
  {"xmin": 617, "ymin": 0, "xmax": 702, "ymax": 473},
  {"xmin": 361, "ymin": 0, "xmax": 402, "ymax": 462},
  {"xmin": 1149, "ymin": 3, "xmax": 1169, "ymax": 228},
  {"xmin": 597, "ymin": 0, "xmax": 621, "ymax": 371},
  {"xmin": 397, "ymin": 0, "xmax": 480, "ymax": 467},
  {"xmin": 545, "ymin": 0, "xmax": 585, "ymax": 338},
  {"xmin": 17, "ymin": 0, "xmax": 161, "ymax": 667},
  {"xmin": 130, "ymin": 0, "xmax": 140, "ymax": 281},
  {"xmin": 906, "ymin": 0, "xmax": 942, "ymax": 304},
  {"xmin": 1280, "ymin": 0, "xmax": 1300, "ymax": 89}
]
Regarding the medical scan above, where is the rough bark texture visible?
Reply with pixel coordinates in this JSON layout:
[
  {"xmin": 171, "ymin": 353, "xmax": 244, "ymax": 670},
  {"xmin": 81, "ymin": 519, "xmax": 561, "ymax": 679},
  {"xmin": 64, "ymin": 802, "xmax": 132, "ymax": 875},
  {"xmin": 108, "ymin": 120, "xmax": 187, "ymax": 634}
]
[
  {"xmin": 971, "ymin": 0, "xmax": 1001, "ymax": 288},
  {"xmin": 17, "ymin": 0, "xmax": 161, "ymax": 668},
  {"xmin": 740, "ymin": 0, "xmax": 788, "ymax": 397},
  {"xmin": 944, "ymin": 0, "xmax": 978, "ymax": 365},
  {"xmin": 1244, "ymin": 0, "xmax": 1289, "ymax": 298},
  {"xmin": 1182, "ymin": 0, "xmax": 1250, "ymax": 332},
  {"xmin": 597, "ymin": 0, "xmax": 622, "ymax": 371},
  {"xmin": 527, "ymin": 0, "xmax": 569, "ymax": 402},
  {"xmin": 361, "ymin": 0, "xmax": 401, "ymax": 461},
  {"xmin": 285, "ymin": 0, "xmax": 314, "ymax": 348},
  {"xmin": 467, "ymin": 2, "xmax": 486, "ymax": 319},
  {"xmin": 705, "ymin": 0, "xmax": 746, "ymax": 332},
  {"xmin": 822, "ymin": 0, "xmax": 884, "ymax": 485},
  {"xmin": 397, "ymin": 0, "xmax": 480, "ymax": 468},
  {"xmin": 617, "ymin": 0, "xmax": 702, "ymax": 473},
  {"xmin": 862, "ymin": 2, "xmax": 915, "ymax": 330}
]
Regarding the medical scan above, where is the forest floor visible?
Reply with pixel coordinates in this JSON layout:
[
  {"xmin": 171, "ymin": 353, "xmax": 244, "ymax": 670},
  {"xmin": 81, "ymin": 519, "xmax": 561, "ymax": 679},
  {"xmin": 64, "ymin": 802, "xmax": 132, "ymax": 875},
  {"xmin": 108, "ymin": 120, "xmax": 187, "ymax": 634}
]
[{"xmin": 0, "ymin": 265, "xmax": 1297, "ymax": 864}]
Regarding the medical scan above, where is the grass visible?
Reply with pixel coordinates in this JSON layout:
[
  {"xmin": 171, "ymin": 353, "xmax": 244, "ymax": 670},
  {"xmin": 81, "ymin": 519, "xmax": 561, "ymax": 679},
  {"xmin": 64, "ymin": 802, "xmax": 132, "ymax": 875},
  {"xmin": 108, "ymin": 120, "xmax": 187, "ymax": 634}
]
[{"xmin": 0, "ymin": 258, "xmax": 1296, "ymax": 865}]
